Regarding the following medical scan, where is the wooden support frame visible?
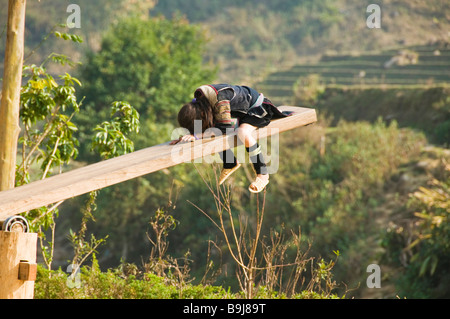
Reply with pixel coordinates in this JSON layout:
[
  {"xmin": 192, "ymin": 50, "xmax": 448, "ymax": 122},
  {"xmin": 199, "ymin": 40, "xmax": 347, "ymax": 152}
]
[
  {"xmin": 0, "ymin": 231, "xmax": 37, "ymax": 299},
  {"xmin": 0, "ymin": 106, "xmax": 316, "ymax": 219}
]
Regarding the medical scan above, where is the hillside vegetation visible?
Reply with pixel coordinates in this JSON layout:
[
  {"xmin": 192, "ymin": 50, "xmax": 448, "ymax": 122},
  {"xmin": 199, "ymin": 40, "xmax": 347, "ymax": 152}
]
[
  {"xmin": 152, "ymin": 0, "xmax": 450, "ymax": 83},
  {"xmin": 256, "ymin": 44, "xmax": 450, "ymax": 105},
  {"xmin": 1, "ymin": 0, "xmax": 449, "ymax": 299}
]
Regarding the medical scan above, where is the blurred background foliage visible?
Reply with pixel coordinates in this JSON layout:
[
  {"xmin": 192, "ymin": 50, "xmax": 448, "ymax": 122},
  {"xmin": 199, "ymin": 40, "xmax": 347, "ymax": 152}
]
[{"xmin": 1, "ymin": 0, "xmax": 449, "ymax": 298}]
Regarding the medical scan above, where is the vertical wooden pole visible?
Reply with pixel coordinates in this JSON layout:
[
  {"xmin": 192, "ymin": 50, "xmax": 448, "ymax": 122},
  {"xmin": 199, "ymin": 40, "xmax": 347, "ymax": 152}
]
[
  {"xmin": 0, "ymin": 0, "xmax": 27, "ymax": 191},
  {"xmin": 0, "ymin": 0, "xmax": 37, "ymax": 300},
  {"xmin": 0, "ymin": 231, "xmax": 37, "ymax": 299}
]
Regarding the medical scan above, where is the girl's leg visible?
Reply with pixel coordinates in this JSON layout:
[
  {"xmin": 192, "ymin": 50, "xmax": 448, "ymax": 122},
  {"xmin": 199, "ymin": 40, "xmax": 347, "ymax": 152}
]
[
  {"xmin": 237, "ymin": 123, "xmax": 258, "ymax": 149},
  {"xmin": 220, "ymin": 148, "xmax": 237, "ymax": 169},
  {"xmin": 219, "ymin": 149, "xmax": 240, "ymax": 185},
  {"xmin": 237, "ymin": 124, "xmax": 269, "ymax": 190}
]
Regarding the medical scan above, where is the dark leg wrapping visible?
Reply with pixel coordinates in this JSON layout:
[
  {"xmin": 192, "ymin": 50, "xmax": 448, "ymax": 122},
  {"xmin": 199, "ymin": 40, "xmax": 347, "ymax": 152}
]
[
  {"xmin": 246, "ymin": 143, "xmax": 268, "ymax": 175},
  {"xmin": 220, "ymin": 149, "xmax": 238, "ymax": 169}
]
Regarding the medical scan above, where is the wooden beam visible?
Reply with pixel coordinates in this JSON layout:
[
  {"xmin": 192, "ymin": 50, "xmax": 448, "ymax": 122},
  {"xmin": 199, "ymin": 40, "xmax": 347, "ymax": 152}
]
[{"xmin": 0, "ymin": 106, "xmax": 316, "ymax": 219}]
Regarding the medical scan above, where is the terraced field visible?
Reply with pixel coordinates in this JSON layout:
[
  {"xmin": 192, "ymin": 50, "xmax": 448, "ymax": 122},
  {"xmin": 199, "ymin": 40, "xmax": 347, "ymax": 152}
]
[{"xmin": 256, "ymin": 45, "xmax": 450, "ymax": 105}]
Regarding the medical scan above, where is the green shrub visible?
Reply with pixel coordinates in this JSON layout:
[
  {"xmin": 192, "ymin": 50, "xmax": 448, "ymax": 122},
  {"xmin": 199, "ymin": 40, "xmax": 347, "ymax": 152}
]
[
  {"xmin": 382, "ymin": 171, "xmax": 450, "ymax": 298},
  {"xmin": 34, "ymin": 260, "xmax": 232, "ymax": 299},
  {"xmin": 265, "ymin": 118, "xmax": 426, "ymax": 293}
]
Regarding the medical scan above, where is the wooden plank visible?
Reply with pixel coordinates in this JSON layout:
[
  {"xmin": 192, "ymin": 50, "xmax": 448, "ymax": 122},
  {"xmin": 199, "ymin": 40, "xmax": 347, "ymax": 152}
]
[{"xmin": 0, "ymin": 106, "xmax": 316, "ymax": 218}]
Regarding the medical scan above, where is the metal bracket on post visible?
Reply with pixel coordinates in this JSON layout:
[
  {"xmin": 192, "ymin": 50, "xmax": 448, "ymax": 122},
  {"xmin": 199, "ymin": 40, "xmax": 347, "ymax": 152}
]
[
  {"xmin": 0, "ymin": 215, "xmax": 30, "ymax": 233},
  {"xmin": 0, "ymin": 215, "xmax": 35, "ymax": 282},
  {"xmin": 0, "ymin": 214, "xmax": 37, "ymax": 299}
]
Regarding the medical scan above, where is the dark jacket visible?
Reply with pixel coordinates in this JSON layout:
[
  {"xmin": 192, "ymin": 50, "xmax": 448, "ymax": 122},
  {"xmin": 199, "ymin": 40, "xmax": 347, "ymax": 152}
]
[{"xmin": 194, "ymin": 84, "xmax": 285, "ymax": 132}]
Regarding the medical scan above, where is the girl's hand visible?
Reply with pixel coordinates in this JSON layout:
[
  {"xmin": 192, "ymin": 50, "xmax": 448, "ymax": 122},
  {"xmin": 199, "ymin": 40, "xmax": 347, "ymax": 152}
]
[{"xmin": 170, "ymin": 134, "xmax": 196, "ymax": 144}]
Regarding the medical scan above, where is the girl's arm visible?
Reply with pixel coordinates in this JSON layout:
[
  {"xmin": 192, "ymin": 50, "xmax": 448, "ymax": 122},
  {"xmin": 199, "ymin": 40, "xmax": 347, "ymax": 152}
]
[
  {"xmin": 169, "ymin": 128, "xmax": 222, "ymax": 145},
  {"xmin": 170, "ymin": 134, "xmax": 195, "ymax": 144}
]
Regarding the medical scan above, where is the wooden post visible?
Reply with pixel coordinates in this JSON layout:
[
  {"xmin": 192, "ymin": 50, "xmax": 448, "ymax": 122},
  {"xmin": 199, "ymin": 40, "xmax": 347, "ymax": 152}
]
[
  {"xmin": 0, "ymin": 0, "xmax": 27, "ymax": 191},
  {"xmin": 0, "ymin": 231, "xmax": 37, "ymax": 299},
  {"xmin": 0, "ymin": 0, "xmax": 35, "ymax": 300}
]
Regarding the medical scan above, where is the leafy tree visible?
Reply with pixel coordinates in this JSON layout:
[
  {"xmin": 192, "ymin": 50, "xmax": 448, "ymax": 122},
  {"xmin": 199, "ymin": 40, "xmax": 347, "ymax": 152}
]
[
  {"xmin": 58, "ymin": 15, "xmax": 216, "ymax": 267},
  {"xmin": 78, "ymin": 15, "xmax": 216, "ymax": 124},
  {"xmin": 18, "ymin": 65, "xmax": 81, "ymax": 185},
  {"xmin": 16, "ymin": 26, "xmax": 142, "ymax": 271},
  {"xmin": 91, "ymin": 101, "xmax": 140, "ymax": 159},
  {"xmin": 18, "ymin": 49, "xmax": 83, "ymax": 269}
]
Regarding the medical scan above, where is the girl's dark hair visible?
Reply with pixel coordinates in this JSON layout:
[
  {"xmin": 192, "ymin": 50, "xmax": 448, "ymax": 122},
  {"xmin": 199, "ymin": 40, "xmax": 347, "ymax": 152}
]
[{"xmin": 178, "ymin": 97, "xmax": 214, "ymax": 134}]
